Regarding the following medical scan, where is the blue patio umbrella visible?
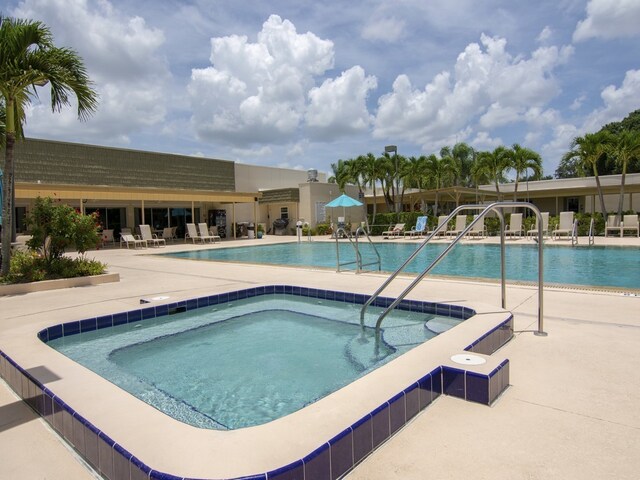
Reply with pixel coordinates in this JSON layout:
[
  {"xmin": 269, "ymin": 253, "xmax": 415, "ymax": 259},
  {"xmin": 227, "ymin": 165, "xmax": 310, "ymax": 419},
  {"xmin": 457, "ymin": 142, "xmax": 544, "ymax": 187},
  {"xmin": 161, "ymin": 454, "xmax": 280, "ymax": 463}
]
[{"xmin": 325, "ymin": 193, "xmax": 363, "ymax": 222}]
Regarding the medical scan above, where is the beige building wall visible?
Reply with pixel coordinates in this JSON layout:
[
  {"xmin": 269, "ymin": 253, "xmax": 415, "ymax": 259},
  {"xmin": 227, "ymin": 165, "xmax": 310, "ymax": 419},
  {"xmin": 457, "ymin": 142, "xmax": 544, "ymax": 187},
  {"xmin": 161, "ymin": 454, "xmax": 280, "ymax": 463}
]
[{"xmin": 299, "ymin": 183, "xmax": 365, "ymax": 227}]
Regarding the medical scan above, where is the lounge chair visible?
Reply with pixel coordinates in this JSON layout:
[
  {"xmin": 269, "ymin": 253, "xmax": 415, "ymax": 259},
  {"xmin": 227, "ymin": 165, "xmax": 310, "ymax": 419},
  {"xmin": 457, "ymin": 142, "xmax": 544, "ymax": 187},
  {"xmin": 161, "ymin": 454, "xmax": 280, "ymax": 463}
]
[
  {"xmin": 552, "ymin": 211, "xmax": 574, "ymax": 240},
  {"xmin": 622, "ymin": 214, "xmax": 639, "ymax": 237},
  {"xmin": 101, "ymin": 229, "xmax": 115, "ymax": 247},
  {"xmin": 382, "ymin": 223, "xmax": 405, "ymax": 239},
  {"xmin": 466, "ymin": 215, "xmax": 486, "ymax": 239},
  {"xmin": 404, "ymin": 216, "xmax": 428, "ymax": 239},
  {"xmin": 527, "ymin": 212, "xmax": 549, "ymax": 239},
  {"xmin": 505, "ymin": 213, "xmax": 523, "ymax": 239},
  {"xmin": 139, "ymin": 224, "xmax": 166, "ymax": 247},
  {"xmin": 430, "ymin": 215, "xmax": 449, "ymax": 237},
  {"xmin": 185, "ymin": 223, "xmax": 205, "ymax": 243},
  {"xmin": 446, "ymin": 215, "xmax": 467, "ymax": 238},
  {"xmin": 198, "ymin": 223, "xmax": 221, "ymax": 243},
  {"xmin": 120, "ymin": 234, "xmax": 147, "ymax": 249},
  {"xmin": 162, "ymin": 227, "xmax": 177, "ymax": 242},
  {"xmin": 604, "ymin": 215, "xmax": 622, "ymax": 237}
]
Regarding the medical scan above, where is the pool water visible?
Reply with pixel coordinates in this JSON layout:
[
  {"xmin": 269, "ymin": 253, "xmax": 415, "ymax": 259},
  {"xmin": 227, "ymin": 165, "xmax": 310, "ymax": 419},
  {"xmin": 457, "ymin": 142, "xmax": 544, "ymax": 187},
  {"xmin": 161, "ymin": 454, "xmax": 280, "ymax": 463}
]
[
  {"xmin": 48, "ymin": 294, "xmax": 463, "ymax": 429},
  {"xmin": 166, "ymin": 242, "xmax": 640, "ymax": 289}
]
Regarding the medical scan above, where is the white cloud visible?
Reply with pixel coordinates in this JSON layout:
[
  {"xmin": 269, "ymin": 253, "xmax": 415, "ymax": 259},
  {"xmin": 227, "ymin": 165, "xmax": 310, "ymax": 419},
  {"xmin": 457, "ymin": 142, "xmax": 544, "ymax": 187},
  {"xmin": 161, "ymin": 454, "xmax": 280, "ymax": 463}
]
[
  {"xmin": 583, "ymin": 69, "xmax": 640, "ymax": 132},
  {"xmin": 570, "ymin": 95, "xmax": 587, "ymax": 111},
  {"xmin": 13, "ymin": 0, "xmax": 171, "ymax": 144},
  {"xmin": 374, "ymin": 33, "xmax": 573, "ymax": 152},
  {"xmin": 574, "ymin": 0, "xmax": 640, "ymax": 42},
  {"xmin": 361, "ymin": 16, "xmax": 405, "ymax": 43},
  {"xmin": 306, "ymin": 66, "xmax": 377, "ymax": 139},
  {"xmin": 537, "ymin": 26, "xmax": 553, "ymax": 43},
  {"xmin": 471, "ymin": 131, "xmax": 503, "ymax": 150},
  {"xmin": 189, "ymin": 15, "xmax": 348, "ymax": 146}
]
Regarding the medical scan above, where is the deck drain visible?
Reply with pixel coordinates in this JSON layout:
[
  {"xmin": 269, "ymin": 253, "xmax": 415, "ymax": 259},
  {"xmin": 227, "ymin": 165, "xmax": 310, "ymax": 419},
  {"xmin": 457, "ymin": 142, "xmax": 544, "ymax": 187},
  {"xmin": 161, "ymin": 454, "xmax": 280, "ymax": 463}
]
[{"xmin": 451, "ymin": 354, "xmax": 486, "ymax": 365}]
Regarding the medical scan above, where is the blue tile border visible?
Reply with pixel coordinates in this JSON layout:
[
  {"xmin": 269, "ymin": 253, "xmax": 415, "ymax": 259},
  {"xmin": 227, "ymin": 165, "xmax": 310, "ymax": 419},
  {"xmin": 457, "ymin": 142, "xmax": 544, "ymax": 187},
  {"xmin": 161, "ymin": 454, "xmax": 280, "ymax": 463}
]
[{"xmin": 0, "ymin": 285, "xmax": 514, "ymax": 480}]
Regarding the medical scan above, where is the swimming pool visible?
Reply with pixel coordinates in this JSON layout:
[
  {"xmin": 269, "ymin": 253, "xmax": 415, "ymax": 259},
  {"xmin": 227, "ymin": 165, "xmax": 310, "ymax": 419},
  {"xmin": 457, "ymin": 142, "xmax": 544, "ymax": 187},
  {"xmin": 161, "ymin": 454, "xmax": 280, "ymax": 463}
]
[
  {"xmin": 4, "ymin": 285, "xmax": 512, "ymax": 480},
  {"xmin": 46, "ymin": 292, "xmax": 465, "ymax": 429},
  {"xmin": 166, "ymin": 242, "xmax": 640, "ymax": 289}
]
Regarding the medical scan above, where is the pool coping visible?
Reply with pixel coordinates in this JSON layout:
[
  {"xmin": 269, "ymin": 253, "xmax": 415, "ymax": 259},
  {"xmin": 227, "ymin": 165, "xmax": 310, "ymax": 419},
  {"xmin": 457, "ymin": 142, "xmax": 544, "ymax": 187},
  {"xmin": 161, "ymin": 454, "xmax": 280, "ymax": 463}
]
[{"xmin": 0, "ymin": 284, "xmax": 513, "ymax": 480}]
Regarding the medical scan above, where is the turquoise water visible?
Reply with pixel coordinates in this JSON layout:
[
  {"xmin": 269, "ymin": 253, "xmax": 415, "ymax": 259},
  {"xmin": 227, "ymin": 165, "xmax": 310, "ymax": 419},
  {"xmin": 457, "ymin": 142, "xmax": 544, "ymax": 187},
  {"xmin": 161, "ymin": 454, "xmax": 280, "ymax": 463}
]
[
  {"xmin": 166, "ymin": 242, "xmax": 640, "ymax": 289},
  {"xmin": 48, "ymin": 294, "xmax": 461, "ymax": 429}
]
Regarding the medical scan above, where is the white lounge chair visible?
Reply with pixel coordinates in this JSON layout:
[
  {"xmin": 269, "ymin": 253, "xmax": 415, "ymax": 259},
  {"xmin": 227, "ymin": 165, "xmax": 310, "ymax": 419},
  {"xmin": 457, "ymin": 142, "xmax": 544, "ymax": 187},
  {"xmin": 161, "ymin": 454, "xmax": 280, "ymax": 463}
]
[
  {"xmin": 446, "ymin": 215, "xmax": 467, "ymax": 238},
  {"xmin": 466, "ymin": 215, "xmax": 486, "ymax": 239},
  {"xmin": 120, "ymin": 234, "xmax": 147, "ymax": 249},
  {"xmin": 198, "ymin": 223, "xmax": 221, "ymax": 243},
  {"xmin": 382, "ymin": 223, "xmax": 405, "ymax": 239},
  {"xmin": 430, "ymin": 215, "xmax": 449, "ymax": 237},
  {"xmin": 527, "ymin": 212, "xmax": 549, "ymax": 239},
  {"xmin": 185, "ymin": 223, "xmax": 205, "ymax": 243},
  {"xmin": 404, "ymin": 216, "xmax": 428, "ymax": 239},
  {"xmin": 622, "ymin": 214, "xmax": 639, "ymax": 237},
  {"xmin": 505, "ymin": 213, "xmax": 523, "ymax": 239},
  {"xmin": 162, "ymin": 227, "xmax": 177, "ymax": 242},
  {"xmin": 139, "ymin": 224, "xmax": 166, "ymax": 247},
  {"xmin": 101, "ymin": 229, "xmax": 115, "ymax": 247},
  {"xmin": 552, "ymin": 211, "xmax": 574, "ymax": 240},
  {"xmin": 604, "ymin": 215, "xmax": 622, "ymax": 237}
]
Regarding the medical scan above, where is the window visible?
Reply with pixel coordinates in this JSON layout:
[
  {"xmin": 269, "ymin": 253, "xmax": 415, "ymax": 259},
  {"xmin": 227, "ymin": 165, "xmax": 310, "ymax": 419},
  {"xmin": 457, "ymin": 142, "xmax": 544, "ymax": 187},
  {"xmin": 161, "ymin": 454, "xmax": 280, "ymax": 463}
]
[
  {"xmin": 280, "ymin": 207, "xmax": 289, "ymax": 219},
  {"xmin": 315, "ymin": 202, "xmax": 327, "ymax": 222}
]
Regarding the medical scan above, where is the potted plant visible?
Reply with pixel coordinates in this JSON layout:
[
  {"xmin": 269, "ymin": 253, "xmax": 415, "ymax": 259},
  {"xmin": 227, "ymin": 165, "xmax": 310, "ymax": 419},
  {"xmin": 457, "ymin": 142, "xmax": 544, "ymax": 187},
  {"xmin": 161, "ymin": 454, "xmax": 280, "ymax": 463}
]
[{"xmin": 256, "ymin": 223, "xmax": 265, "ymax": 239}]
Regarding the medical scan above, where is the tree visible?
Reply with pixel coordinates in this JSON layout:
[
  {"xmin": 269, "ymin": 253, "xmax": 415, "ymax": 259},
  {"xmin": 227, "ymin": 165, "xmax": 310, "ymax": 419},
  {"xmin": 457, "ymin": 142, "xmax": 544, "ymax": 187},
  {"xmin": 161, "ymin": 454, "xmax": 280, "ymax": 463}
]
[
  {"xmin": 328, "ymin": 158, "xmax": 352, "ymax": 191},
  {"xmin": 506, "ymin": 144, "xmax": 543, "ymax": 201},
  {"xmin": 422, "ymin": 154, "xmax": 458, "ymax": 215},
  {"xmin": 607, "ymin": 131, "xmax": 640, "ymax": 218},
  {"xmin": 401, "ymin": 155, "xmax": 427, "ymax": 212},
  {"xmin": 1, "ymin": 16, "xmax": 98, "ymax": 276},
  {"xmin": 562, "ymin": 131, "xmax": 614, "ymax": 216},
  {"xmin": 475, "ymin": 146, "xmax": 510, "ymax": 195},
  {"xmin": 441, "ymin": 142, "xmax": 475, "ymax": 187},
  {"xmin": 361, "ymin": 153, "xmax": 386, "ymax": 224}
]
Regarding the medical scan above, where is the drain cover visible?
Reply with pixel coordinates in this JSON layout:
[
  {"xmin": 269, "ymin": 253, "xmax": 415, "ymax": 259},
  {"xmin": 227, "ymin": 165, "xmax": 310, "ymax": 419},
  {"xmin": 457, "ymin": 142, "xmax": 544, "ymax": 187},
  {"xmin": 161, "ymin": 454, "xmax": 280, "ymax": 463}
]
[{"xmin": 451, "ymin": 354, "xmax": 486, "ymax": 365}]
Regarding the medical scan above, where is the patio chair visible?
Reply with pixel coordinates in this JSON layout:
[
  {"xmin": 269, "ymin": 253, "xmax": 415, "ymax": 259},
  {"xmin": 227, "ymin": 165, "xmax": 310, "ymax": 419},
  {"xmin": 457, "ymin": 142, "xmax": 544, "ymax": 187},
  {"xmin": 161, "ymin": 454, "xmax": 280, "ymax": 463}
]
[
  {"xmin": 185, "ymin": 223, "xmax": 205, "ymax": 243},
  {"xmin": 430, "ymin": 215, "xmax": 449, "ymax": 237},
  {"xmin": 466, "ymin": 215, "xmax": 486, "ymax": 239},
  {"xmin": 101, "ymin": 229, "xmax": 116, "ymax": 247},
  {"xmin": 120, "ymin": 234, "xmax": 147, "ymax": 249},
  {"xmin": 382, "ymin": 223, "xmax": 405, "ymax": 239},
  {"xmin": 527, "ymin": 212, "xmax": 550, "ymax": 239},
  {"xmin": 446, "ymin": 215, "xmax": 467, "ymax": 238},
  {"xmin": 404, "ymin": 216, "xmax": 428, "ymax": 239},
  {"xmin": 162, "ymin": 227, "xmax": 177, "ymax": 242},
  {"xmin": 505, "ymin": 213, "xmax": 523, "ymax": 239},
  {"xmin": 198, "ymin": 223, "xmax": 221, "ymax": 243},
  {"xmin": 604, "ymin": 215, "xmax": 622, "ymax": 237},
  {"xmin": 139, "ymin": 224, "xmax": 166, "ymax": 247},
  {"xmin": 622, "ymin": 214, "xmax": 639, "ymax": 237},
  {"xmin": 552, "ymin": 211, "xmax": 574, "ymax": 240}
]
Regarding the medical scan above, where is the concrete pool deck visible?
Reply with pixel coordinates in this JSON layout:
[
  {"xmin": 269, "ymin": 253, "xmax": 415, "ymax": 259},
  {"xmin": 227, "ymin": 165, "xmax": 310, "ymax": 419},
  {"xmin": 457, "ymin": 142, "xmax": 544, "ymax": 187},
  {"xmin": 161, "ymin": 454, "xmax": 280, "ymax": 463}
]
[{"xmin": 1, "ymin": 234, "xmax": 639, "ymax": 479}]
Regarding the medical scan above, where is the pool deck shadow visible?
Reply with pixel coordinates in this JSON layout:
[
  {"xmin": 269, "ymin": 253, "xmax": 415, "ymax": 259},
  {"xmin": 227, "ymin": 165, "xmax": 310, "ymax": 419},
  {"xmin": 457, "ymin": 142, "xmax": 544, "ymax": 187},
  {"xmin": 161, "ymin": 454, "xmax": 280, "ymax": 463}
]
[{"xmin": 0, "ymin": 235, "xmax": 639, "ymax": 480}]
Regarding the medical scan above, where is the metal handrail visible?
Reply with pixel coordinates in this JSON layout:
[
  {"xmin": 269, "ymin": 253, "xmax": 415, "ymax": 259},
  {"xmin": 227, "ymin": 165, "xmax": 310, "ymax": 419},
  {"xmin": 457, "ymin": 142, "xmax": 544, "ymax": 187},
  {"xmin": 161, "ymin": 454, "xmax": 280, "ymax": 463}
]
[
  {"xmin": 571, "ymin": 219, "xmax": 579, "ymax": 246},
  {"xmin": 354, "ymin": 226, "xmax": 381, "ymax": 273},
  {"xmin": 304, "ymin": 222, "xmax": 312, "ymax": 242},
  {"xmin": 588, "ymin": 218, "xmax": 595, "ymax": 246},
  {"xmin": 335, "ymin": 227, "xmax": 361, "ymax": 272},
  {"xmin": 360, "ymin": 202, "xmax": 546, "ymax": 349}
]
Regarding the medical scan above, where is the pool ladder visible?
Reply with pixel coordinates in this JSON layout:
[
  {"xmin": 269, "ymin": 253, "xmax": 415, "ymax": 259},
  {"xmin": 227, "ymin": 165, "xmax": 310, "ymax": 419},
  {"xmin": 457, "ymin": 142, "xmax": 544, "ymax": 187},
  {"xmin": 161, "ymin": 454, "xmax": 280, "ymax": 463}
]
[
  {"xmin": 359, "ymin": 202, "xmax": 548, "ymax": 351},
  {"xmin": 571, "ymin": 218, "xmax": 595, "ymax": 246},
  {"xmin": 335, "ymin": 226, "xmax": 381, "ymax": 273}
]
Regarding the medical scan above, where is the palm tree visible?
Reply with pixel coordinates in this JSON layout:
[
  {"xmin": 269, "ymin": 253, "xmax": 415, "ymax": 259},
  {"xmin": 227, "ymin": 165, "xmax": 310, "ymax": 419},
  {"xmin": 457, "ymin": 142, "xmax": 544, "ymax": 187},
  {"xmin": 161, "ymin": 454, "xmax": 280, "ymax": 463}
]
[
  {"xmin": 360, "ymin": 153, "xmax": 385, "ymax": 224},
  {"xmin": 1, "ymin": 16, "xmax": 98, "ymax": 276},
  {"xmin": 423, "ymin": 154, "xmax": 458, "ymax": 215},
  {"xmin": 347, "ymin": 155, "xmax": 368, "ymax": 223},
  {"xmin": 441, "ymin": 143, "xmax": 475, "ymax": 187},
  {"xmin": 328, "ymin": 158, "xmax": 352, "ymax": 191},
  {"xmin": 402, "ymin": 155, "xmax": 427, "ymax": 212},
  {"xmin": 607, "ymin": 131, "xmax": 640, "ymax": 218},
  {"xmin": 562, "ymin": 131, "xmax": 613, "ymax": 216},
  {"xmin": 475, "ymin": 146, "xmax": 510, "ymax": 196},
  {"xmin": 506, "ymin": 144, "xmax": 543, "ymax": 201}
]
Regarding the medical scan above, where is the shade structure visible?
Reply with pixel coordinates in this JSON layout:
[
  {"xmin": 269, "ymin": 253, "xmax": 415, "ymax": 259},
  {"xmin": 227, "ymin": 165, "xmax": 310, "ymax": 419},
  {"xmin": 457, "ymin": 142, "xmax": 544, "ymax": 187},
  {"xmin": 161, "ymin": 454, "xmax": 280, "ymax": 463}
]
[{"xmin": 325, "ymin": 193, "xmax": 362, "ymax": 208}]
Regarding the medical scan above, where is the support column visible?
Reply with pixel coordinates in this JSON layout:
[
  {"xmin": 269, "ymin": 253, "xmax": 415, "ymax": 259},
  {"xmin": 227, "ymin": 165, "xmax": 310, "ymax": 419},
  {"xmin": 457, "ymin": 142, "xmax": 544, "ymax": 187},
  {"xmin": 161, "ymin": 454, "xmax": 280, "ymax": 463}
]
[{"xmin": 232, "ymin": 203, "xmax": 236, "ymax": 239}]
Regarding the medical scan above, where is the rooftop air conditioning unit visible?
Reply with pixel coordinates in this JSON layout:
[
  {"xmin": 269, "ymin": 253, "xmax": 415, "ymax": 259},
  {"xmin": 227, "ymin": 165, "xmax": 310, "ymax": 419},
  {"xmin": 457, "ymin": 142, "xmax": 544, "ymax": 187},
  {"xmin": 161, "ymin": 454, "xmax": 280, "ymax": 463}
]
[{"xmin": 307, "ymin": 168, "xmax": 318, "ymax": 182}]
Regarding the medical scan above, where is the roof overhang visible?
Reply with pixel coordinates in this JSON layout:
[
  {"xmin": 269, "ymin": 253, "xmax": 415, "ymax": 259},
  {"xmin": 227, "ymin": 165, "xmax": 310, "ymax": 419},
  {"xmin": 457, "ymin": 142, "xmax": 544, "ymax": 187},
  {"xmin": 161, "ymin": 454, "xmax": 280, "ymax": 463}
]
[{"xmin": 15, "ymin": 183, "xmax": 260, "ymax": 204}]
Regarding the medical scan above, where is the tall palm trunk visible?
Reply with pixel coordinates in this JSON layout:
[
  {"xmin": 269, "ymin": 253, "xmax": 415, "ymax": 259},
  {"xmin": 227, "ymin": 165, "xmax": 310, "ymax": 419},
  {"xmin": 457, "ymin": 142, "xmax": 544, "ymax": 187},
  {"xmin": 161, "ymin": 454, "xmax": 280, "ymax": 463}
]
[
  {"xmin": 617, "ymin": 165, "xmax": 627, "ymax": 219},
  {"xmin": 592, "ymin": 165, "xmax": 607, "ymax": 217},
  {"xmin": 1, "ymin": 99, "xmax": 16, "ymax": 276}
]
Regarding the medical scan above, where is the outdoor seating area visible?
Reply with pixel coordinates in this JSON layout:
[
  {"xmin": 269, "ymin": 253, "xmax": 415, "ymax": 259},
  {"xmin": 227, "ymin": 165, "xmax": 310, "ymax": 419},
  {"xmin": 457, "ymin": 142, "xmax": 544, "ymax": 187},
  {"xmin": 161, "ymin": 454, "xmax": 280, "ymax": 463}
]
[
  {"xmin": 622, "ymin": 214, "xmax": 639, "ymax": 237},
  {"xmin": 382, "ymin": 223, "xmax": 405, "ymax": 239},
  {"xmin": 552, "ymin": 211, "xmax": 574, "ymax": 240}
]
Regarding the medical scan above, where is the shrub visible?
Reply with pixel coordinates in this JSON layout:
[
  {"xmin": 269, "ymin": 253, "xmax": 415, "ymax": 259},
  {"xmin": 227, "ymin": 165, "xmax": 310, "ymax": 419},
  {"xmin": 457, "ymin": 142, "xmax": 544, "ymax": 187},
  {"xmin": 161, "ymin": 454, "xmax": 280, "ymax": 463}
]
[
  {"xmin": 315, "ymin": 223, "xmax": 331, "ymax": 235},
  {"xmin": 2, "ymin": 251, "xmax": 106, "ymax": 284}
]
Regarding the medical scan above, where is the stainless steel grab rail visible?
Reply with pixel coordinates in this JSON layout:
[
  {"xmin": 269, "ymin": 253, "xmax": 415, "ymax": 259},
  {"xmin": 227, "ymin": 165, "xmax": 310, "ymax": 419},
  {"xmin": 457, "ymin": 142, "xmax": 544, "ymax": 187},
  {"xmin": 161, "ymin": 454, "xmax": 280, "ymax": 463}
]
[
  {"xmin": 354, "ymin": 226, "xmax": 381, "ymax": 273},
  {"xmin": 359, "ymin": 202, "xmax": 547, "ymax": 349}
]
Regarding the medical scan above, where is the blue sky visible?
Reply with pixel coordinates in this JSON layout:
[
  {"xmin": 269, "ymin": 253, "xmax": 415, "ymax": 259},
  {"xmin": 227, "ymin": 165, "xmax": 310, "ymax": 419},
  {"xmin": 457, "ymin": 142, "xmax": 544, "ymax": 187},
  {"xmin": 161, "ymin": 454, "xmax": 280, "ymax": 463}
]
[{"xmin": 8, "ymin": 0, "xmax": 640, "ymax": 178}]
